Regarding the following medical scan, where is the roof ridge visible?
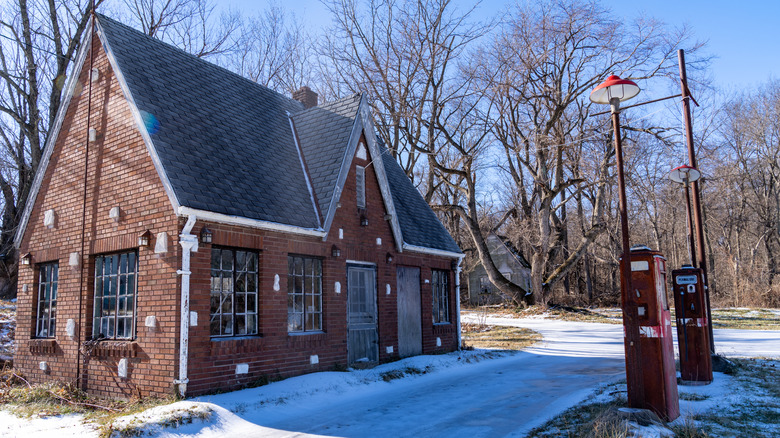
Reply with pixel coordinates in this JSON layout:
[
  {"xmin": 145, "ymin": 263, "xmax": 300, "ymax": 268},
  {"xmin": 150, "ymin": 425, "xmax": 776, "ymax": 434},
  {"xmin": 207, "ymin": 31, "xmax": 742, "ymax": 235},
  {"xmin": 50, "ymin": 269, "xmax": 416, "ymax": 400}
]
[
  {"xmin": 291, "ymin": 92, "xmax": 363, "ymax": 117},
  {"xmin": 95, "ymin": 13, "xmax": 305, "ymax": 110}
]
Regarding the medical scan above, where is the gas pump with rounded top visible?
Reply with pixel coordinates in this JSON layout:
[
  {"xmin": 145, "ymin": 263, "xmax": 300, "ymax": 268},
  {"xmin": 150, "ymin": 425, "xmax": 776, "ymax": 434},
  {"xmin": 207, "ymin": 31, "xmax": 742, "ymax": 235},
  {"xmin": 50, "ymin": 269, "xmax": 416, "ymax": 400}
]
[{"xmin": 627, "ymin": 245, "xmax": 680, "ymax": 421}]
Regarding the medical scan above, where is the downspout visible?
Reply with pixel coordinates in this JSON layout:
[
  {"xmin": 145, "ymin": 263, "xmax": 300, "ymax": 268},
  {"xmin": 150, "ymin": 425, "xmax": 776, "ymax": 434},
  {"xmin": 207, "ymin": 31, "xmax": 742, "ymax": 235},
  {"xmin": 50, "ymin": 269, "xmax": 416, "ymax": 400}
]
[
  {"xmin": 455, "ymin": 255, "xmax": 465, "ymax": 350},
  {"xmin": 175, "ymin": 215, "xmax": 198, "ymax": 397}
]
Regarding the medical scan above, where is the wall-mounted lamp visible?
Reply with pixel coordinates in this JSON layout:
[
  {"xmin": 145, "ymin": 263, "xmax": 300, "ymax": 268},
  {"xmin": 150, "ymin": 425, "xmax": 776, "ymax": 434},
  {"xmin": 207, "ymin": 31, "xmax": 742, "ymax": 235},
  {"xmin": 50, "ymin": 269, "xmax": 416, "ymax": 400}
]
[
  {"xmin": 331, "ymin": 245, "xmax": 341, "ymax": 258},
  {"xmin": 200, "ymin": 226, "xmax": 213, "ymax": 244},
  {"xmin": 20, "ymin": 253, "xmax": 31, "ymax": 266},
  {"xmin": 138, "ymin": 230, "xmax": 152, "ymax": 247},
  {"xmin": 386, "ymin": 252, "xmax": 393, "ymax": 264}
]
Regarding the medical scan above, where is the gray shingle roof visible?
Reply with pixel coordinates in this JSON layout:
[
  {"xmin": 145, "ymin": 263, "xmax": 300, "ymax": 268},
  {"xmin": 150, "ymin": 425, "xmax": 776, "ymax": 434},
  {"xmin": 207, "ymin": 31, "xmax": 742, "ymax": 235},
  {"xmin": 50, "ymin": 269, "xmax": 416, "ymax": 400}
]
[
  {"xmin": 292, "ymin": 95, "xmax": 362, "ymax": 220},
  {"xmin": 97, "ymin": 15, "xmax": 318, "ymax": 228},
  {"xmin": 381, "ymin": 150, "xmax": 461, "ymax": 254},
  {"xmin": 95, "ymin": 14, "xmax": 460, "ymax": 255}
]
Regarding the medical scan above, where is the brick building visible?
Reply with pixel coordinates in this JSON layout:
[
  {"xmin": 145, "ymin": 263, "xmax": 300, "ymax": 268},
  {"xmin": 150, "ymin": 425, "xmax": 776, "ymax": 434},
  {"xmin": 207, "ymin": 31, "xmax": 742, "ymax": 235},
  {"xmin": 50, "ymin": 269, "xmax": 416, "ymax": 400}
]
[{"xmin": 13, "ymin": 15, "xmax": 462, "ymax": 398}]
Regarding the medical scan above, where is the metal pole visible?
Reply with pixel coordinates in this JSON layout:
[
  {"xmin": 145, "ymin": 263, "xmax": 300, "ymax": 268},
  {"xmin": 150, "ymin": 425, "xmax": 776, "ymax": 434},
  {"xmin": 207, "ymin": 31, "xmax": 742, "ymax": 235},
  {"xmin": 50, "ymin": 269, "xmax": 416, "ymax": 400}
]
[
  {"xmin": 678, "ymin": 49, "xmax": 715, "ymax": 353},
  {"xmin": 684, "ymin": 177, "xmax": 696, "ymax": 266},
  {"xmin": 612, "ymin": 100, "xmax": 645, "ymax": 407}
]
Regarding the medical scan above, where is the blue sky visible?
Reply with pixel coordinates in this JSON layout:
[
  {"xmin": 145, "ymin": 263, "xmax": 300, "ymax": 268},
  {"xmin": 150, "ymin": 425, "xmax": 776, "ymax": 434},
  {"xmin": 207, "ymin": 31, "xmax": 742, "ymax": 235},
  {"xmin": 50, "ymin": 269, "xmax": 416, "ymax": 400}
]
[{"xmin": 223, "ymin": 0, "xmax": 779, "ymax": 93}]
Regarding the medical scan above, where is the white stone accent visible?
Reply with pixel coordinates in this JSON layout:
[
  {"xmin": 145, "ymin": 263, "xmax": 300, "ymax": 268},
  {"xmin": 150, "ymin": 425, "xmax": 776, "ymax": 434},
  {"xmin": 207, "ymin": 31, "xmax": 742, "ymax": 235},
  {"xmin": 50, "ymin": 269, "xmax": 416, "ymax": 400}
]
[
  {"xmin": 154, "ymin": 232, "xmax": 168, "ymax": 253},
  {"xmin": 89, "ymin": 128, "xmax": 96, "ymax": 142},
  {"xmin": 69, "ymin": 252, "xmax": 80, "ymax": 268},
  {"xmin": 310, "ymin": 355, "xmax": 319, "ymax": 365},
  {"xmin": 386, "ymin": 346, "xmax": 393, "ymax": 354},
  {"xmin": 376, "ymin": 238, "xmax": 382, "ymax": 246},
  {"xmin": 66, "ymin": 319, "xmax": 76, "ymax": 337},
  {"xmin": 386, "ymin": 284, "xmax": 391, "ymax": 295},
  {"xmin": 339, "ymin": 228, "xmax": 344, "ymax": 239},
  {"xmin": 335, "ymin": 281, "xmax": 341, "ymax": 294},
  {"xmin": 118, "ymin": 358, "xmax": 128, "ymax": 378},
  {"xmin": 109, "ymin": 206, "xmax": 120, "ymax": 222},
  {"xmin": 39, "ymin": 361, "xmax": 48, "ymax": 372},
  {"xmin": 190, "ymin": 311, "xmax": 198, "ymax": 326},
  {"xmin": 273, "ymin": 274, "xmax": 280, "ymax": 291},
  {"xmin": 236, "ymin": 363, "xmax": 249, "ymax": 375},
  {"xmin": 436, "ymin": 337, "xmax": 442, "ymax": 347},
  {"xmin": 145, "ymin": 315, "xmax": 157, "ymax": 328},
  {"xmin": 44, "ymin": 209, "xmax": 56, "ymax": 228}
]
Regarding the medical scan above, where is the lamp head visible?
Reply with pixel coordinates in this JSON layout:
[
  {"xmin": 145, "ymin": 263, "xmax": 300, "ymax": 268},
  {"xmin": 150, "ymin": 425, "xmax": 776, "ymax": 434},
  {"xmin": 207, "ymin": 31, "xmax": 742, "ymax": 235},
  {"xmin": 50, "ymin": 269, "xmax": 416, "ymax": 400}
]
[{"xmin": 589, "ymin": 75, "xmax": 641, "ymax": 108}]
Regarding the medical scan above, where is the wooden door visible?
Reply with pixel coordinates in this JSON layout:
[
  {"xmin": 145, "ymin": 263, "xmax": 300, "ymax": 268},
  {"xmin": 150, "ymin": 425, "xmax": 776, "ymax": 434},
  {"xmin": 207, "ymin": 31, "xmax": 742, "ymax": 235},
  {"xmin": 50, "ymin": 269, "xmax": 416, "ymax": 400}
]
[
  {"xmin": 347, "ymin": 266, "xmax": 378, "ymax": 364},
  {"xmin": 397, "ymin": 266, "xmax": 422, "ymax": 357}
]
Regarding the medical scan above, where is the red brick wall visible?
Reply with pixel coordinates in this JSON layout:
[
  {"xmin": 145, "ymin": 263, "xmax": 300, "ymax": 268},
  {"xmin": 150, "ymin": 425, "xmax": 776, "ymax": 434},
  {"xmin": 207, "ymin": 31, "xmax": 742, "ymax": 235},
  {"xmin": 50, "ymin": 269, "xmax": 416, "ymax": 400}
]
[
  {"xmin": 15, "ymin": 31, "xmax": 180, "ymax": 398},
  {"xmin": 15, "ymin": 30, "xmax": 458, "ymax": 399},
  {"xmin": 185, "ymin": 135, "xmax": 459, "ymax": 396}
]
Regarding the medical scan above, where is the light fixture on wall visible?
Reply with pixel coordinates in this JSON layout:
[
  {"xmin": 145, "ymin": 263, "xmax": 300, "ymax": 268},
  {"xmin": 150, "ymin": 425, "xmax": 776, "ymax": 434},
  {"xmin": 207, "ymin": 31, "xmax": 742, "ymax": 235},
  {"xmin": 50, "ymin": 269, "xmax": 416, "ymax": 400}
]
[
  {"xmin": 200, "ymin": 226, "xmax": 213, "ymax": 244},
  {"xmin": 20, "ymin": 253, "xmax": 31, "ymax": 266},
  {"xmin": 386, "ymin": 252, "xmax": 393, "ymax": 264},
  {"xmin": 138, "ymin": 230, "xmax": 151, "ymax": 247},
  {"xmin": 360, "ymin": 215, "xmax": 369, "ymax": 227},
  {"xmin": 331, "ymin": 245, "xmax": 341, "ymax": 258}
]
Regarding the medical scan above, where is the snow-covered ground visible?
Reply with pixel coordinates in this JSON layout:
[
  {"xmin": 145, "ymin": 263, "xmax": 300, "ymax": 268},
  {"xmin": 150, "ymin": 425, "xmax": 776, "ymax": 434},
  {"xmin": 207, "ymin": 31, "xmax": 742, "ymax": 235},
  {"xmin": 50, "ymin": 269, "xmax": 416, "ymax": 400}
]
[{"xmin": 1, "ymin": 315, "xmax": 778, "ymax": 437}]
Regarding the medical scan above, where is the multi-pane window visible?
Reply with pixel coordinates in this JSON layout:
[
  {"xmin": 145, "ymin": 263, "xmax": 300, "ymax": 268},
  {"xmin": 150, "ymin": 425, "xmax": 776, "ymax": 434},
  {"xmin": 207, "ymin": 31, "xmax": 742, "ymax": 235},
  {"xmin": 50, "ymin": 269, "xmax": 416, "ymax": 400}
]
[
  {"xmin": 35, "ymin": 263, "xmax": 59, "ymax": 338},
  {"xmin": 93, "ymin": 252, "xmax": 137, "ymax": 339},
  {"xmin": 210, "ymin": 248, "xmax": 258, "ymax": 337},
  {"xmin": 432, "ymin": 269, "xmax": 450, "ymax": 324},
  {"xmin": 356, "ymin": 166, "xmax": 366, "ymax": 209},
  {"xmin": 288, "ymin": 255, "xmax": 322, "ymax": 332}
]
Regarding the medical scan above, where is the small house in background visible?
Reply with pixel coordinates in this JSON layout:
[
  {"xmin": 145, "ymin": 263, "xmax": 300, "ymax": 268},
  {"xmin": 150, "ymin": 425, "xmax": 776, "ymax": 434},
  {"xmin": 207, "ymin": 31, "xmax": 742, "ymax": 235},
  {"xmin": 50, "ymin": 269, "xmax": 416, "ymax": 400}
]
[
  {"xmin": 13, "ymin": 14, "xmax": 462, "ymax": 399},
  {"xmin": 465, "ymin": 233, "xmax": 531, "ymax": 305}
]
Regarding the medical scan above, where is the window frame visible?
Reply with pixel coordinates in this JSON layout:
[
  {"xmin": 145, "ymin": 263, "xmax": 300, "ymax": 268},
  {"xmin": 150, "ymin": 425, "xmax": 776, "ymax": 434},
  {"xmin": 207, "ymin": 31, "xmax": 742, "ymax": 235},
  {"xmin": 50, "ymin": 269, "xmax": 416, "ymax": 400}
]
[
  {"xmin": 432, "ymin": 269, "xmax": 450, "ymax": 324},
  {"xmin": 356, "ymin": 165, "xmax": 366, "ymax": 209},
  {"xmin": 209, "ymin": 246, "xmax": 260, "ymax": 338},
  {"xmin": 35, "ymin": 262, "xmax": 59, "ymax": 339},
  {"xmin": 92, "ymin": 251, "xmax": 138, "ymax": 340},
  {"xmin": 287, "ymin": 255, "xmax": 323, "ymax": 333}
]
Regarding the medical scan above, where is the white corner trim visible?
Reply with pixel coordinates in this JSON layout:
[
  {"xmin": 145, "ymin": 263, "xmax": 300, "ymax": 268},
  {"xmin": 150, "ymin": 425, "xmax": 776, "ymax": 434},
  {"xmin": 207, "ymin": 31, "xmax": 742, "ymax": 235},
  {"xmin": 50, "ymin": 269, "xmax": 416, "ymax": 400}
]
[
  {"xmin": 95, "ymin": 18, "xmax": 181, "ymax": 216},
  {"xmin": 14, "ymin": 21, "xmax": 95, "ymax": 248},
  {"xmin": 177, "ymin": 206, "xmax": 326, "ymax": 238},
  {"xmin": 288, "ymin": 113, "xmax": 322, "ymax": 227},
  {"xmin": 402, "ymin": 243, "xmax": 464, "ymax": 259}
]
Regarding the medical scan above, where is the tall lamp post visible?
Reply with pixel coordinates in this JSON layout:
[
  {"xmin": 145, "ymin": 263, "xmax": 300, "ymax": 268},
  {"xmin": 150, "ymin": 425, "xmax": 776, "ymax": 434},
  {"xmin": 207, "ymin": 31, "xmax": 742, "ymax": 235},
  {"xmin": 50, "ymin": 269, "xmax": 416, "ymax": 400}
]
[
  {"xmin": 669, "ymin": 165, "xmax": 701, "ymax": 266},
  {"xmin": 589, "ymin": 75, "xmax": 645, "ymax": 407}
]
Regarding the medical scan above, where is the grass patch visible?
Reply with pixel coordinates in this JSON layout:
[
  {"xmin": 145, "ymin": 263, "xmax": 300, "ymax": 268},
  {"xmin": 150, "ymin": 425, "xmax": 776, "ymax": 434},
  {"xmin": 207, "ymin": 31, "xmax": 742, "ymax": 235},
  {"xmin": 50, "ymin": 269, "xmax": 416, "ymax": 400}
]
[
  {"xmin": 460, "ymin": 323, "xmax": 541, "ymax": 350},
  {"xmin": 380, "ymin": 366, "xmax": 431, "ymax": 382},
  {"xmin": 526, "ymin": 395, "xmax": 627, "ymax": 437},
  {"xmin": 679, "ymin": 392, "xmax": 709, "ymax": 401},
  {"xmin": 708, "ymin": 308, "xmax": 780, "ymax": 330},
  {"xmin": 0, "ymin": 367, "xmax": 177, "ymax": 436}
]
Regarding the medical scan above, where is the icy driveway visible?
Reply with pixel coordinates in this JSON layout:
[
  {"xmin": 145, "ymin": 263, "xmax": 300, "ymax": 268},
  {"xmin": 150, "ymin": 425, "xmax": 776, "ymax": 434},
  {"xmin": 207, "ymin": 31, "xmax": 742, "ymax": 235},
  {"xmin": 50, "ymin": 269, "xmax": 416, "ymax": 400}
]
[{"xmin": 192, "ymin": 317, "xmax": 628, "ymax": 437}]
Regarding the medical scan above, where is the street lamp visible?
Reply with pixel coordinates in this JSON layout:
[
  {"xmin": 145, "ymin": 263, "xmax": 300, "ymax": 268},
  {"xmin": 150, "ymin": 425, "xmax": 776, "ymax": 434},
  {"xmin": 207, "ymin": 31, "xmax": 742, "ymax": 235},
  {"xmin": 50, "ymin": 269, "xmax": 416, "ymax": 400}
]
[
  {"xmin": 669, "ymin": 165, "xmax": 701, "ymax": 266},
  {"xmin": 589, "ymin": 74, "xmax": 645, "ymax": 408}
]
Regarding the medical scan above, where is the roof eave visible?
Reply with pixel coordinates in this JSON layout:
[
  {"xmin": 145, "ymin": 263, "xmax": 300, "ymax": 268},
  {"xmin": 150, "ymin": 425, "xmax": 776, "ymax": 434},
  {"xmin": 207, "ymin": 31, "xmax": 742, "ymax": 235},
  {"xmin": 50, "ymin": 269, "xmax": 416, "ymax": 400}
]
[{"xmin": 178, "ymin": 206, "xmax": 326, "ymax": 238}]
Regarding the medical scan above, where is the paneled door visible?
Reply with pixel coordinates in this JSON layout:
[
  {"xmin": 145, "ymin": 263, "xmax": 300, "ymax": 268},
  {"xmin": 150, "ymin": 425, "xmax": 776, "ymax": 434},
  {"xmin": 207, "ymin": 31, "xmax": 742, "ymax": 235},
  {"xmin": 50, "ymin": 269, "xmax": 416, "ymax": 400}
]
[
  {"xmin": 397, "ymin": 266, "xmax": 422, "ymax": 357},
  {"xmin": 347, "ymin": 265, "xmax": 378, "ymax": 364}
]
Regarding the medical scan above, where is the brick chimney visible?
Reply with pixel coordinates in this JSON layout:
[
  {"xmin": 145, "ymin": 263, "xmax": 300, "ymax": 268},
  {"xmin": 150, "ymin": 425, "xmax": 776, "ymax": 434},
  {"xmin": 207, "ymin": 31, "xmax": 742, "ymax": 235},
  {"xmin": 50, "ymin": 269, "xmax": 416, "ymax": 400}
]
[{"xmin": 293, "ymin": 86, "xmax": 318, "ymax": 109}]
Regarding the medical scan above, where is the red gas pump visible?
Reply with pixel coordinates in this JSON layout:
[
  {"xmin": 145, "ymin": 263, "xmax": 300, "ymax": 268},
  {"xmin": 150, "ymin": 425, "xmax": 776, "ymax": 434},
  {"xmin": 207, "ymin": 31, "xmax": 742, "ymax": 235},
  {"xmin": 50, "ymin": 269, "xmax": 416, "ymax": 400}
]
[
  {"xmin": 628, "ymin": 246, "xmax": 680, "ymax": 421},
  {"xmin": 672, "ymin": 265, "xmax": 713, "ymax": 385}
]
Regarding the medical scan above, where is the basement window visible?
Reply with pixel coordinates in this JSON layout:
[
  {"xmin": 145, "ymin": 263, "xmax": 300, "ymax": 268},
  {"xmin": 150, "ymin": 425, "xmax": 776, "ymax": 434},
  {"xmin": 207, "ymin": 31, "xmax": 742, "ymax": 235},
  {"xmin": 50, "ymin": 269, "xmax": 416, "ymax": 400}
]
[
  {"xmin": 356, "ymin": 166, "xmax": 366, "ymax": 209},
  {"xmin": 288, "ymin": 255, "xmax": 322, "ymax": 333},
  {"xmin": 93, "ymin": 251, "xmax": 137, "ymax": 340},
  {"xmin": 210, "ymin": 248, "xmax": 259, "ymax": 337},
  {"xmin": 35, "ymin": 262, "xmax": 59, "ymax": 338},
  {"xmin": 432, "ymin": 269, "xmax": 450, "ymax": 324}
]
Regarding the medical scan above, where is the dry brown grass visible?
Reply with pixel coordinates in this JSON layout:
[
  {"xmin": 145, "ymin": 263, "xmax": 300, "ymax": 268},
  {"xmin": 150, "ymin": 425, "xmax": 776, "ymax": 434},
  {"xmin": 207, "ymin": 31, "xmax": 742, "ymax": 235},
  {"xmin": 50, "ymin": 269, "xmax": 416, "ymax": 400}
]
[{"xmin": 461, "ymin": 323, "xmax": 541, "ymax": 350}]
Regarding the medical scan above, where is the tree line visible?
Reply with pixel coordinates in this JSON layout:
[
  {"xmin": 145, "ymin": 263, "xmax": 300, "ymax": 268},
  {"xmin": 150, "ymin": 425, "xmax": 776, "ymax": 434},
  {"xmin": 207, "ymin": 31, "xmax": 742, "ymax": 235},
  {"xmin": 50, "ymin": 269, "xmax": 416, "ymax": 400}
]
[{"xmin": 1, "ymin": 0, "xmax": 776, "ymax": 308}]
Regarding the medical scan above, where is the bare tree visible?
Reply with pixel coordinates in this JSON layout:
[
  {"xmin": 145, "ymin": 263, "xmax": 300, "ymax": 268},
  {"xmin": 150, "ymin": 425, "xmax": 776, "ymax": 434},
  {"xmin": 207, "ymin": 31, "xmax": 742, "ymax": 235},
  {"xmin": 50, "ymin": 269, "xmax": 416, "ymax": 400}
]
[{"xmin": 475, "ymin": 0, "xmax": 703, "ymax": 305}]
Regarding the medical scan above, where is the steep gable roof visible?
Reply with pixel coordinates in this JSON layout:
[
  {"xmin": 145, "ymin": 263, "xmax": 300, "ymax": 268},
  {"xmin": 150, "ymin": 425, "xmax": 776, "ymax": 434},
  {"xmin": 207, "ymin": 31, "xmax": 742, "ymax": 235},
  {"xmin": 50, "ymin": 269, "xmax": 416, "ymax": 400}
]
[
  {"xmin": 16, "ymin": 14, "xmax": 461, "ymax": 257},
  {"xmin": 96, "ymin": 15, "xmax": 319, "ymax": 229}
]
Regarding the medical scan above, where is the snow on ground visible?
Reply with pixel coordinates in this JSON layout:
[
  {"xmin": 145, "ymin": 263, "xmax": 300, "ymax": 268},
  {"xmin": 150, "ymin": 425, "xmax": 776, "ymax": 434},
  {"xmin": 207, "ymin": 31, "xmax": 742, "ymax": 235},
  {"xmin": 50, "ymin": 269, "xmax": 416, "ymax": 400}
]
[{"xmin": 1, "ymin": 314, "xmax": 779, "ymax": 437}]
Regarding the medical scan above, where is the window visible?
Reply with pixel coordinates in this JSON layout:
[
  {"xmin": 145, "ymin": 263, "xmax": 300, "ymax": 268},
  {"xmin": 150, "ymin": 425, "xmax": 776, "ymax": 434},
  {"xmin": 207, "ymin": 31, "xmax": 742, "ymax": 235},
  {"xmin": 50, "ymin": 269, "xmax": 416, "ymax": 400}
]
[
  {"xmin": 288, "ymin": 255, "xmax": 322, "ymax": 332},
  {"xmin": 35, "ymin": 263, "xmax": 58, "ymax": 338},
  {"xmin": 210, "ymin": 248, "xmax": 258, "ymax": 337},
  {"xmin": 432, "ymin": 269, "xmax": 450, "ymax": 324},
  {"xmin": 356, "ymin": 165, "xmax": 366, "ymax": 209},
  {"xmin": 479, "ymin": 276, "xmax": 493, "ymax": 295},
  {"xmin": 93, "ymin": 252, "xmax": 137, "ymax": 339}
]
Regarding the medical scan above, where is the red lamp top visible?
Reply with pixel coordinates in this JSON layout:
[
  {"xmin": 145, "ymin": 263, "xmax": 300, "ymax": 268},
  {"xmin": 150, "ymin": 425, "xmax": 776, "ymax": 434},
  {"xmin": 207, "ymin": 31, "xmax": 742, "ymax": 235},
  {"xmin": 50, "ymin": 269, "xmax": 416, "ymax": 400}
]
[
  {"xmin": 669, "ymin": 164, "xmax": 701, "ymax": 184},
  {"xmin": 589, "ymin": 75, "xmax": 641, "ymax": 104}
]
